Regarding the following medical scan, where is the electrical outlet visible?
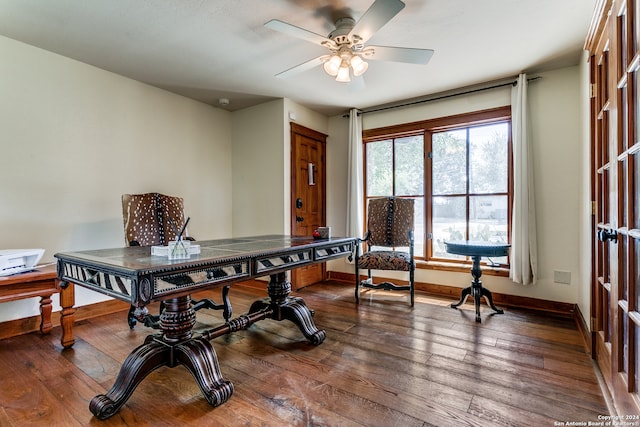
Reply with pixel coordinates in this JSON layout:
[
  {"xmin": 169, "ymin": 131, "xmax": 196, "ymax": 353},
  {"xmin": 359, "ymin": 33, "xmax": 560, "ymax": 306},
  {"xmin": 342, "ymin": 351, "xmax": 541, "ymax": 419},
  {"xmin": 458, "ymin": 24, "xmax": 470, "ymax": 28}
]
[{"xmin": 553, "ymin": 270, "xmax": 571, "ymax": 285}]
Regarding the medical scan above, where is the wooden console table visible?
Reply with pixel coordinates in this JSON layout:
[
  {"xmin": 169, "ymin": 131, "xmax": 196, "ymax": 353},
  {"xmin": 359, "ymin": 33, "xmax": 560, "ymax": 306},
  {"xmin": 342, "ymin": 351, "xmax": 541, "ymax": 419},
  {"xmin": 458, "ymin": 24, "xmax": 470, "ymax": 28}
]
[{"xmin": 0, "ymin": 264, "xmax": 75, "ymax": 348}]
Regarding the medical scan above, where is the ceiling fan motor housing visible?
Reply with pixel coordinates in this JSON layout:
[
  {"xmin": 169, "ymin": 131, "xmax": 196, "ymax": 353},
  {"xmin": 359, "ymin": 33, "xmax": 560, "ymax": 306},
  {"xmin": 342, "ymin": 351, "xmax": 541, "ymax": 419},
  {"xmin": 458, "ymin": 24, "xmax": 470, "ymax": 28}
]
[{"xmin": 329, "ymin": 17, "xmax": 356, "ymax": 45}]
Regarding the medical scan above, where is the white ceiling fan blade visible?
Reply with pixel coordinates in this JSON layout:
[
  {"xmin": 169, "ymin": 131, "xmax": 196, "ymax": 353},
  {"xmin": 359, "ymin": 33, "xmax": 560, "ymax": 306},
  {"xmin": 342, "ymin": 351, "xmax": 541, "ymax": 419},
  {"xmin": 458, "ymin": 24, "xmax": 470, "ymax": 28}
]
[
  {"xmin": 364, "ymin": 46, "xmax": 434, "ymax": 64},
  {"xmin": 265, "ymin": 19, "xmax": 335, "ymax": 48},
  {"xmin": 275, "ymin": 56, "xmax": 326, "ymax": 79},
  {"xmin": 349, "ymin": 0, "xmax": 405, "ymax": 43}
]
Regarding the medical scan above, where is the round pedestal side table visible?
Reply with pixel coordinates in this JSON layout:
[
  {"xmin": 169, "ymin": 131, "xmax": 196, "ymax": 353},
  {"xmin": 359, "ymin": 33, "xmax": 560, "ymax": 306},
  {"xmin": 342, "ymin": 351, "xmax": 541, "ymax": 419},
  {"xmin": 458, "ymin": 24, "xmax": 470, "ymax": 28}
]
[{"xmin": 444, "ymin": 241, "xmax": 510, "ymax": 323}]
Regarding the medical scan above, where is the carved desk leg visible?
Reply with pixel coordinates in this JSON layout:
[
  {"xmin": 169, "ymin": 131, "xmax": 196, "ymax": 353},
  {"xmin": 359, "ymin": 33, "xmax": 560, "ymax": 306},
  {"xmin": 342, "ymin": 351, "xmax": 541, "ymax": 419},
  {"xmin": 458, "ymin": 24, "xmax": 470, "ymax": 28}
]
[
  {"xmin": 248, "ymin": 272, "xmax": 326, "ymax": 345},
  {"xmin": 90, "ymin": 337, "xmax": 171, "ymax": 420},
  {"xmin": 89, "ymin": 295, "xmax": 233, "ymax": 420},
  {"xmin": 175, "ymin": 339, "xmax": 234, "ymax": 406}
]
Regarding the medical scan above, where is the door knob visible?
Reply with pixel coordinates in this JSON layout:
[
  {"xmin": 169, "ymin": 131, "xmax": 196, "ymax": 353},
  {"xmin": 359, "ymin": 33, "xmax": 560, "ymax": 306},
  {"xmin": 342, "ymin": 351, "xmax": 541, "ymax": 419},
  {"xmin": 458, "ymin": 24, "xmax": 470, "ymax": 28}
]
[{"xmin": 597, "ymin": 228, "xmax": 618, "ymax": 243}]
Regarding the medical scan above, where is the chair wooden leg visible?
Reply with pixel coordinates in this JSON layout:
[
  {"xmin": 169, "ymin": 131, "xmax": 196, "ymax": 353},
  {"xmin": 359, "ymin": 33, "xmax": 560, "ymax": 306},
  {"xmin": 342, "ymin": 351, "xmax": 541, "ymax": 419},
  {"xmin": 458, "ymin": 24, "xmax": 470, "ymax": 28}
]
[
  {"xmin": 410, "ymin": 268, "xmax": 415, "ymax": 307},
  {"xmin": 354, "ymin": 262, "xmax": 360, "ymax": 304},
  {"xmin": 356, "ymin": 268, "xmax": 415, "ymax": 307}
]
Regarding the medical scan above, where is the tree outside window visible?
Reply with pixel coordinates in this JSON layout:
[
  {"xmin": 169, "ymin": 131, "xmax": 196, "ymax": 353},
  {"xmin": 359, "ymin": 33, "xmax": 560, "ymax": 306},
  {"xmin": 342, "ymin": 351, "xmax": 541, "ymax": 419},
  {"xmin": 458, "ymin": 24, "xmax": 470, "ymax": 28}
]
[{"xmin": 431, "ymin": 122, "xmax": 510, "ymax": 265}]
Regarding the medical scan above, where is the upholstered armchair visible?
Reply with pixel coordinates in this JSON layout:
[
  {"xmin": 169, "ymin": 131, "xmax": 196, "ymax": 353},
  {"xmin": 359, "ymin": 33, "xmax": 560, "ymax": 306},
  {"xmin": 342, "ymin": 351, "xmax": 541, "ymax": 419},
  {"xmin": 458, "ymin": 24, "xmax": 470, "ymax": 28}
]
[
  {"xmin": 121, "ymin": 193, "xmax": 232, "ymax": 328},
  {"xmin": 354, "ymin": 197, "xmax": 415, "ymax": 306}
]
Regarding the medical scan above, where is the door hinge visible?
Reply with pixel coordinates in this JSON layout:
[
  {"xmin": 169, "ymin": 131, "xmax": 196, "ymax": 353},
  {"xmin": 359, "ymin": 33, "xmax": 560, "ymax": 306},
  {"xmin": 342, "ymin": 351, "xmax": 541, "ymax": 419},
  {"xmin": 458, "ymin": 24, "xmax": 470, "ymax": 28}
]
[
  {"xmin": 589, "ymin": 83, "xmax": 597, "ymax": 98},
  {"xmin": 427, "ymin": 152, "xmax": 433, "ymax": 159},
  {"xmin": 427, "ymin": 232, "xmax": 433, "ymax": 239},
  {"xmin": 591, "ymin": 317, "xmax": 598, "ymax": 330},
  {"xmin": 591, "ymin": 201, "xmax": 596, "ymax": 216}
]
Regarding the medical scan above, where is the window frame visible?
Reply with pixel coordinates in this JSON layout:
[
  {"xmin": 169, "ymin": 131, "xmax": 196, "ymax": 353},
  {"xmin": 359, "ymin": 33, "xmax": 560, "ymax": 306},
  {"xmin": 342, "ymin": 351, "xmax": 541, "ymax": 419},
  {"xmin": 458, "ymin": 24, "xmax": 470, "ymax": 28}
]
[{"xmin": 362, "ymin": 106, "xmax": 513, "ymax": 271}]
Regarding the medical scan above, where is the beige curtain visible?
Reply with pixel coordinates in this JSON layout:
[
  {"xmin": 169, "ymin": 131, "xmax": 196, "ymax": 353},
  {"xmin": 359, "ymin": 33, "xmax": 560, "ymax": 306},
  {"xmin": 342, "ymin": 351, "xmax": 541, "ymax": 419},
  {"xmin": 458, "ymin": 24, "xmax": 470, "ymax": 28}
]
[
  {"xmin": 347, "ymin": 108, "xmax": 364, "ymax": 239},
  {"xmin": 510, "ymin": 74, "xmax": 538, "ymax": 285}
]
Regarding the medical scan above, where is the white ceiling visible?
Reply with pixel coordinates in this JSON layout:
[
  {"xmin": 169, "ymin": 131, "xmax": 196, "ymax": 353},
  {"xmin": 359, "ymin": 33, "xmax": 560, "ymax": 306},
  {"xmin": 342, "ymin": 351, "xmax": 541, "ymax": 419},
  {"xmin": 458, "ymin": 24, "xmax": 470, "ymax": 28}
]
[{"xmin": 0, "ymin": 0, "xmax": 596, "ymax": 116}]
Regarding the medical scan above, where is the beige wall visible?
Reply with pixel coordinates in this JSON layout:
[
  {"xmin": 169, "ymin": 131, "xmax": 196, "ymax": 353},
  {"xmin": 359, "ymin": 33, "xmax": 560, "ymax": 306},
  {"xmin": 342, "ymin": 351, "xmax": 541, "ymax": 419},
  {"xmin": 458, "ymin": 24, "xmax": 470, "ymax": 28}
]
[
  {"xmin": 327, "ymin": 65, "xmax": 590, "ymax": 309},
  {"xmin": 0, "ymin": 36, "xmax": 233, "ymax": 321},
  {"xmin": 230, "ymin": 98, "xmax": 328, "ymax": 237},
  {"xmin": 231, "ymin": 100, "xmax": 286, "ymax": 237}
]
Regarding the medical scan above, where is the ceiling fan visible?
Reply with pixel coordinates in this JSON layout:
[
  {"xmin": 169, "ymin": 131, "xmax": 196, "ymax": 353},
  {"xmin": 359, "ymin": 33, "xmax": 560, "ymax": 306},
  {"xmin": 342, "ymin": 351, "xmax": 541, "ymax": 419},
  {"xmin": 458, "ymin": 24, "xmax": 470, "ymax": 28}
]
[{"xmin": 265, "ymin": 0, "xmax": 434, "ymax": 82}]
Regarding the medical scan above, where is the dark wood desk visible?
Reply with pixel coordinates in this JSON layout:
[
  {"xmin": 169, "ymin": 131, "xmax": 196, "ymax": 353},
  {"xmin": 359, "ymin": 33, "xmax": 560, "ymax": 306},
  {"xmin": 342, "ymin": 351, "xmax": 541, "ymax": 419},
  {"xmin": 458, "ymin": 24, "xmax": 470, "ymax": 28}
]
[
  {"xmin": 0, "ymin": 264, "xmax": 75, "ymax": 348},
  {"xmin": 445, "ymin": 241, "xmax": 510, "ymax": 323},
  {"xmin": 56, "ymin": 235, "xmax": 355, "ymax": 420}
]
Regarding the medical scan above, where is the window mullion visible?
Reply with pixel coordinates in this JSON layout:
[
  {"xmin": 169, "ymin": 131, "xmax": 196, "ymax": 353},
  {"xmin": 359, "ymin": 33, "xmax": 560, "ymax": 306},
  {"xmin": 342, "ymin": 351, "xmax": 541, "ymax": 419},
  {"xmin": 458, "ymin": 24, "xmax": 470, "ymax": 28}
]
[
  {"xmin": 392, "ymin": 138, "xmax": 396, "ymax": 196},
  {"xmin": 465, "ymin": 128, "xmax": 471, "ymax": 243}
]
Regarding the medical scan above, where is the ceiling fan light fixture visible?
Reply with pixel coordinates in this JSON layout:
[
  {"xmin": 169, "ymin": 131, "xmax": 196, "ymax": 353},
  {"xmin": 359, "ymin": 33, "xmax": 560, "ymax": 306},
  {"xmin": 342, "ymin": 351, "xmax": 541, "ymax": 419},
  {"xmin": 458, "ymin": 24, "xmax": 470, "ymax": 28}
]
[
  {"xmin": 350, "ymin": 55, "xmax": 368, "ymax": 76},
  {"xmin": 323, "ymin": 55, "xmax": 341, "ymax": 76},
  {"xmin": 335, "ymin": 63, "xmax": 351, "ymax": 82}
]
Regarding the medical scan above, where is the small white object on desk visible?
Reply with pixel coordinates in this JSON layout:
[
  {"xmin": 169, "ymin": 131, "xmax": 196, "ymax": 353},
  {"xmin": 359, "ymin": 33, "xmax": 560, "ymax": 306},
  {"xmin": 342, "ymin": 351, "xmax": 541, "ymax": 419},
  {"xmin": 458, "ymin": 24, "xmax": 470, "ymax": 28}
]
[{"xmin": 151, "ymin": 243, "xmax": 200, "ymax": 259}]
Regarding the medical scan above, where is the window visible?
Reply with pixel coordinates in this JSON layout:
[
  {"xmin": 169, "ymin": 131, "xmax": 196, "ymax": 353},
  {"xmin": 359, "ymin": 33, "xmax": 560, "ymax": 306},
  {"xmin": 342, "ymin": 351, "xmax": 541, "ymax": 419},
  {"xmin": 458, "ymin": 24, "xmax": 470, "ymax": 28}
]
[
  {"xmin": 363, "ymin": 107, "xmax": 512, "ymax": 268},
  {"xmin": 365, "ymin": 134, "xmax": 425, "ymax": 256}
]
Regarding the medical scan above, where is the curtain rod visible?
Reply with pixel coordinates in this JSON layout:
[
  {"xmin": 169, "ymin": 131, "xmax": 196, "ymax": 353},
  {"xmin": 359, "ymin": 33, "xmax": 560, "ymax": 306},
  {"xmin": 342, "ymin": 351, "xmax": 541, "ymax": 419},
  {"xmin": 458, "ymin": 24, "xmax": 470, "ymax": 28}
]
[{"xmin": 343, "ymin": 76, "xmax": 540, "ymax": 117}]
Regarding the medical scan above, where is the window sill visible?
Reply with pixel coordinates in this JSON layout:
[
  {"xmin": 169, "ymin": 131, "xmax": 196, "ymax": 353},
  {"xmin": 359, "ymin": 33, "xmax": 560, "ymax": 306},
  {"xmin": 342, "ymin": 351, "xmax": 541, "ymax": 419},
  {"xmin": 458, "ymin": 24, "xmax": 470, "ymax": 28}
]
[{"xmin": 415, "ymin": 259, "xmax": 509, "ymax": 277}]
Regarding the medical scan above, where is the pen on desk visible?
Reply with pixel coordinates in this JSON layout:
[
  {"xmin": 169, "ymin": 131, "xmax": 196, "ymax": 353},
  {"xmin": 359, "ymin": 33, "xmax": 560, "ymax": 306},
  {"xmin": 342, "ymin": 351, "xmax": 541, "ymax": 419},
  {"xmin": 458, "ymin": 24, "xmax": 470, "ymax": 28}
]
[
  {"xmin": 168, "ymin": 219, "xmax": 181, "ymax": 241},
  {"xmin": 168, "ymin": 219, "xmax": 184, "ymax": 257},
  {"xmin": 170, "ymin": 217, "xmax": 190, "ymax": 257},
  {"xmin": 178, "ymin": 217, "xmax": 190, "ymax": 242}
]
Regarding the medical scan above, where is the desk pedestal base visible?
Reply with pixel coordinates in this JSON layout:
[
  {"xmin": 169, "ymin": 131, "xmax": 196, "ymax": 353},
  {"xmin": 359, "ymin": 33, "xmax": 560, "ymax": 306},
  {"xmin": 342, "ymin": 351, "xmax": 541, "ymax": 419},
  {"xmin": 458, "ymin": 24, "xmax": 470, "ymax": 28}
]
[
  {"xmin": 246, "ymin": 273, "xmax": 326, "ymax": 345},
  {"xmin": 450, "ymin": 255, "xmax": 504, "ymax": 322},
  {"xmin": 89, "ymin": 272, "xmax": 323, "ymax": 420},
  {"xmin": 89, "ymin": 334, "xmax": 234, "ymax": 420}
]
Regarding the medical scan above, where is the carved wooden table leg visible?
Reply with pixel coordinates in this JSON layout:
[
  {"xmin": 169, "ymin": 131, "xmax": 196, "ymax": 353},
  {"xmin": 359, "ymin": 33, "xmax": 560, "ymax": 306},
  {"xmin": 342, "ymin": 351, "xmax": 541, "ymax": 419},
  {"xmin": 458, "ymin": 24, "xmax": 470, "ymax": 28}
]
[
  {"xmin": 450, "ymin": 287, "xmax": 472, "ymax": 309},
  {"xmin": 39, "ymin": 294, "xmax": 53, "ymax": 334},
  {"xmin": 90, "ymin": 337, "xmax": 171, "ymax": 420},
  {"xmin": 480, "ymin": 283, "xmax": 503, "ymax": 315},
  {"xmin": 89, "ymin": 295, "xmax": 232, "ymax": 420},
  {"xmin": 473, "ymin": 281, "xmax": 482, "ymax": 323},
  {"xmin": 451, "ymin": 255, "xmax": 503, "ymax": 322},
  {"xmin": 248, "ymin": 272, "xmax": 326, "ymax": 345},
  {"xmin": 58, "ymin": 281, "xmax": 76, "ymax": 349},
  {"xmin": 174, "ymin": 339, "xmax": 234, "ymax": 406}
]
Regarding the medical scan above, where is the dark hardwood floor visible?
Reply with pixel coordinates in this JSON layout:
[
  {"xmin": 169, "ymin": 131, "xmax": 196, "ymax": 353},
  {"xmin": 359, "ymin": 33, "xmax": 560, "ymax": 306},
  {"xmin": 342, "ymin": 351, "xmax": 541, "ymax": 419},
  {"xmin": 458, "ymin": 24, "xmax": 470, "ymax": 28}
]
[{"xmin": 0, "ymin": 281, "xmax": 611, "ymax": 426}]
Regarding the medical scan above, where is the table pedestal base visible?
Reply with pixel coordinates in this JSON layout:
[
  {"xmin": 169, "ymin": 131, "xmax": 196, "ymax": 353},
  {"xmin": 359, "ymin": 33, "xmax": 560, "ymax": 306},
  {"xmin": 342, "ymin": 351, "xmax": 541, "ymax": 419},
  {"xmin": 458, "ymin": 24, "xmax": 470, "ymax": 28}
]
[
  {"xmin": 450, "ymin": 255, "xmax": 504, "ymax": 322},
  {"xmin": 246, "ymin": 273, "xmax": 326, "ymax": 345},
  {"xmin": 89, "ymin": 272, "xmax": 323, "ymax": 420},
  {"xmin": 89, "ymin": 334, "xmax": 234, "ymax": 420}
]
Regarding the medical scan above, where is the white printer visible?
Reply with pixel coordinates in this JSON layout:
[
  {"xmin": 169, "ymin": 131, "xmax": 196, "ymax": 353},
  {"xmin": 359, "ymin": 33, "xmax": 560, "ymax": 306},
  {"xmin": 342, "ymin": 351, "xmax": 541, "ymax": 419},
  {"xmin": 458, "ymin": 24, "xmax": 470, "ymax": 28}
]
[{"xmin": 0, "ymin": 249, "xmax": 45, "ymax": 276}]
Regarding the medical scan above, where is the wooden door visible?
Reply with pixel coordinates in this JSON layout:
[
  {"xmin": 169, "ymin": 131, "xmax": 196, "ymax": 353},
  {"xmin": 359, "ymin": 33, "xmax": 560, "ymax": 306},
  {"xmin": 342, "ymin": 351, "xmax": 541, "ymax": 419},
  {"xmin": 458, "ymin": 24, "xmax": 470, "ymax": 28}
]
[
  {"xmin": 588, "ymin": 0, "xmax": 640, "ymax": 414},
  {"xmin": 290, "ymin": 123, "xmax": 327, "ymax": 289}
]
